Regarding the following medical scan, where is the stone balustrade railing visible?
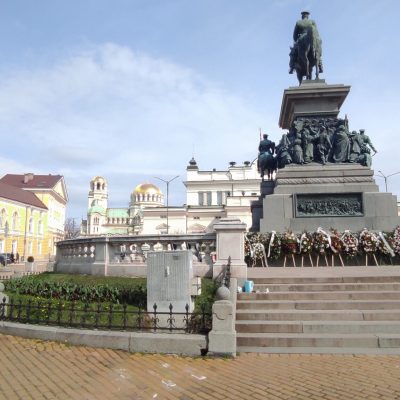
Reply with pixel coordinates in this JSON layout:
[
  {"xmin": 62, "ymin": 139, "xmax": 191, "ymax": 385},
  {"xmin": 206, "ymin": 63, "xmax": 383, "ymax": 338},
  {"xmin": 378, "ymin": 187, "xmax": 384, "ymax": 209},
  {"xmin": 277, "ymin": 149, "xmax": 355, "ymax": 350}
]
[
  {"xmin": 55, "ymin": 218, "xmax": 248, "ymax": 279},
  {"xmin": 56, "ymin": 233, "xmax": 217, "ymax": 277}
]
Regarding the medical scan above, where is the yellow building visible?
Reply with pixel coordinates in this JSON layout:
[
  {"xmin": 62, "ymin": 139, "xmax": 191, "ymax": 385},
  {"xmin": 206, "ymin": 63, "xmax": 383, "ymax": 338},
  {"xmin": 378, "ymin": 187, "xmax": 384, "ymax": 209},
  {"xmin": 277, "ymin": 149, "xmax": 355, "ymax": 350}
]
[{"xmin": 0, "ymin": 174, "xmax": 68, "ymax": 260}]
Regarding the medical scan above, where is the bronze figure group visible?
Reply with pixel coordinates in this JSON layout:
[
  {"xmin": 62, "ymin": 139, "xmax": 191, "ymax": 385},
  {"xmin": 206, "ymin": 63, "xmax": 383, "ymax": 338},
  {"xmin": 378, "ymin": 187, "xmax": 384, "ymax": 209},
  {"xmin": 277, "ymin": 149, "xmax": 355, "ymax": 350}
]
[{"xmin": 258, "ymin": 118, "xmax": 377, "ymax": 180}]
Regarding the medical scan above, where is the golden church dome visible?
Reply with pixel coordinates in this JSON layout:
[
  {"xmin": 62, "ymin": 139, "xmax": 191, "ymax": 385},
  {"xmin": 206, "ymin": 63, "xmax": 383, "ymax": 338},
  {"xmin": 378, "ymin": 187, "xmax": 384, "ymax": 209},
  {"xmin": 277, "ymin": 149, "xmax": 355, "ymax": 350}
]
[{"xmin": 133, "ymin": 183, "xmax": 162, "ymax": 195}]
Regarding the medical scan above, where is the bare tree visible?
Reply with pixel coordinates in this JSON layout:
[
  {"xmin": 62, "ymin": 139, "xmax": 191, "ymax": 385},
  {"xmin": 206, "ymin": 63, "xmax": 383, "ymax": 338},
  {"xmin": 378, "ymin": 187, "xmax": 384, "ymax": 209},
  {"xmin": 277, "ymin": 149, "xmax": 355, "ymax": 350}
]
[{"xmin": 64, "ymin": 218, "xmax": 81, "ymax": 239}]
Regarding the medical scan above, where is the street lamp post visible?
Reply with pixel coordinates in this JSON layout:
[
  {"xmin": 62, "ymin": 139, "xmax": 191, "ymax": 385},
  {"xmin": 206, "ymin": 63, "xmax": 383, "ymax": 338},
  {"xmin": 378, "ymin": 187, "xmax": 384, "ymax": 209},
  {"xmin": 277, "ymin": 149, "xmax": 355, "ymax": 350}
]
[
  {"xmin": 4, "ymin": 221, "xmax": 9, "ymax": 268},
  {"xmin": 154, "ymin": 175, "xmax": 179, "ymax": 234},
  {"xmin": 377, "ymin": 170, "xmax": 400, "ymax": 192}
]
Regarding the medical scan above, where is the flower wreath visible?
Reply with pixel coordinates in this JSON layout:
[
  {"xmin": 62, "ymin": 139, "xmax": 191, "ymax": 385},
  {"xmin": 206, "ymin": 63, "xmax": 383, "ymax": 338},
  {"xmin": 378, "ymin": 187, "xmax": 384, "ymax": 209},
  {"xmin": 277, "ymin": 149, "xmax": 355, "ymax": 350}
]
[
  {"xmin": 312, "ymin": 228, "xmax": 330, "ymax": 255},
  {"xmin": 329, "ymin": 229, "xmax": 344, "ymax": 254},
  {"xmin": 267, "ymin": 231, "xmax": 281, "ymax": 260},
  {"xmin": 359, "ymin": 228, "xmax": 378, "ymax": 254},
  {"xmin": 377, "ymin": 231, "xmax": 395, "ymax": 257},
  {"xmin": 340, "ymin": 230, "xmax": 359, "ymax": 258},
  {"xmin": 281, "ymin": 230, "xmax": 299, "ymax": 255},
  {"xmin": 298, "ymin": 231, "xmax": 313, "ymax": 254},
  {"xmin": 392, "ymin": 226, "xmax": 400, "ymax": 256}
]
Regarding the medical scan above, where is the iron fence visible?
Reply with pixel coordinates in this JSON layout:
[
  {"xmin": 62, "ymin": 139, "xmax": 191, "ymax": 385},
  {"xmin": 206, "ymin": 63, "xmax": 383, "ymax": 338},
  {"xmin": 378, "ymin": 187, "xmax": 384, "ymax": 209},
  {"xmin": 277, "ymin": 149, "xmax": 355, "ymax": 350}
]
[
  {"xmin": 215, "ymin": 256, "xmax": 231, "ymax": 288},
  {"xmin": 0, "ymin": 297, "xmax": 211, "ymax": 334}
]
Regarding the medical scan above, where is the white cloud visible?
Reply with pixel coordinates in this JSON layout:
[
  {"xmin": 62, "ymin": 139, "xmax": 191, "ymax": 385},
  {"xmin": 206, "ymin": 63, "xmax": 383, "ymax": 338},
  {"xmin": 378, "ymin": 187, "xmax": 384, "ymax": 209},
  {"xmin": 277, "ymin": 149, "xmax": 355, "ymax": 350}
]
[{"xmin": 0, "ymin": 43, "xmax": 266, "ymax": 217}]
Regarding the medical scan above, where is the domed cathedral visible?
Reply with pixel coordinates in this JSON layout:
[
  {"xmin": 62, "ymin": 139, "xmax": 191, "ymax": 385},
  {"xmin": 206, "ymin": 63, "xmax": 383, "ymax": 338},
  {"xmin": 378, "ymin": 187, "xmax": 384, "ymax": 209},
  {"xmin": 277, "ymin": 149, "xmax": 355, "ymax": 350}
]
[
  {"xmin": 83, "ymin": 159, "xmax": 261, "ymax": 236},
  {"xmin": 86, "ymin": 177, "xmax": 165, "ymax": 235},
  {"xmin": 130, "ymin": 183, "xmax": 164, "ymax": 208}
]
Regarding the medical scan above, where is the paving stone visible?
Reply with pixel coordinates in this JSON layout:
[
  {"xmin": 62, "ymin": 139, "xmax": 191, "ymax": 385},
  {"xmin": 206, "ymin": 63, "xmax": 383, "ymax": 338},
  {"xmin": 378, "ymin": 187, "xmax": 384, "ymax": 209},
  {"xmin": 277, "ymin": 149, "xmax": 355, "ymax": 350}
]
[{"xmin": 1, "ymin": 334, "xmax": 400, "ymax": 399}]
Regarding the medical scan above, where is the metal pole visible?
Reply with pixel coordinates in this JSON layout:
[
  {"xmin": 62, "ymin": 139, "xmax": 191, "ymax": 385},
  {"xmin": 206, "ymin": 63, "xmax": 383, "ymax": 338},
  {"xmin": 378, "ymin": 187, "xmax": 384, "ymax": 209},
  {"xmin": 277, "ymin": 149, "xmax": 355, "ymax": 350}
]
[
  {"xmin": 166, "ymin": 181, "xmax": 169, "ymax": 234},
  {"xmin": 377, "ymin": 170, "xmax": 400, "ymax": 193},
  {"xmin": 154, "ymin": 175, "xmax": 179, "ymax": 234},
  {"xmin": 4, "ymin": 221, "xmax": 9, "ymax": 268}
]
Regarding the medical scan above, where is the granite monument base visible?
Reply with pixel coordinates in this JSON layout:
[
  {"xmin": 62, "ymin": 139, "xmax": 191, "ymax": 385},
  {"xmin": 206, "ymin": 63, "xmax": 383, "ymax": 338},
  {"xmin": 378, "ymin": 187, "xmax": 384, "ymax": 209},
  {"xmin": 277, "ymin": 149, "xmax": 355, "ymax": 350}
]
[{"xmin": 259, "ymin": 163, "xmax": 400, "ymax": 233}]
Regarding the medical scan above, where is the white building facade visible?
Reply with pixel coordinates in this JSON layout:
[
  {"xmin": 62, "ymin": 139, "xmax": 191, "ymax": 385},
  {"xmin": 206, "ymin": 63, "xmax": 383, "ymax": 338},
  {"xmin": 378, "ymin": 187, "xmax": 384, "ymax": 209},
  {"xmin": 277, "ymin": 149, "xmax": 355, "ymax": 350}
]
[{"xmin": 82, "ymin": 159, "xmax": 261, "ymax": 236}]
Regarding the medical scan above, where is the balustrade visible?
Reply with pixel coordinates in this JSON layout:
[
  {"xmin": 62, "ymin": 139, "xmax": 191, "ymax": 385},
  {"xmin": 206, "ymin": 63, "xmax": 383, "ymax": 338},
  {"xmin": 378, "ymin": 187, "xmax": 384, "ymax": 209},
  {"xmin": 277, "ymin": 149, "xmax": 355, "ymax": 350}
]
[
  {"xmin": 56, "ymin": 234, "xmax": 216, "ymax": 273},
  {"xmin": 56, "ymin": 218, "xmax": 246, "ymax": 279}
]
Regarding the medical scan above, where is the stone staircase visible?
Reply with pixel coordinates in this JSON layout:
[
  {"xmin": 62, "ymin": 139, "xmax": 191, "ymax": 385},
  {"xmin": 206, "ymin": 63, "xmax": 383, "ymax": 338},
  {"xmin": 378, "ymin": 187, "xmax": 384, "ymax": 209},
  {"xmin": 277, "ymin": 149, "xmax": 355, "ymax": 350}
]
[{"xmin": 236, "ymin": 273, "xmax": 400, "ymax": 354}]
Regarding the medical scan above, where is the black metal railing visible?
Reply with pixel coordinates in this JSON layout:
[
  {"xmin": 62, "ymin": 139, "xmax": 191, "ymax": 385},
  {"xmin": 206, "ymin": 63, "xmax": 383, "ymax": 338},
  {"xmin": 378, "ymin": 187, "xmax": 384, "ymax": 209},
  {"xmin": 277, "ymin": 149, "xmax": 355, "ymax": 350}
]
[
  {"xmin": 0, "ymin": 297, "xmax": 211, "ymax": 334},
  {"xmin": 216, "ymin": 256, "xmax": 231, "ymax": 288}
]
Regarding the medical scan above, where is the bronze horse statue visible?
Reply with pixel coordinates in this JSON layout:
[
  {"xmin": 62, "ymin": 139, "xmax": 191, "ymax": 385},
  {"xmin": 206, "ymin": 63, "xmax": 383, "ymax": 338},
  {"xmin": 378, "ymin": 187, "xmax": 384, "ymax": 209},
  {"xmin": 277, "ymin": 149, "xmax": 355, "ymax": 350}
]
[
  {"xmin": 289, "ymin": 26, "xmax": 322, "ymax": 85},
  {"xmin": 258, "ymin": 152, "xmax": 276, "ymax": 181}
]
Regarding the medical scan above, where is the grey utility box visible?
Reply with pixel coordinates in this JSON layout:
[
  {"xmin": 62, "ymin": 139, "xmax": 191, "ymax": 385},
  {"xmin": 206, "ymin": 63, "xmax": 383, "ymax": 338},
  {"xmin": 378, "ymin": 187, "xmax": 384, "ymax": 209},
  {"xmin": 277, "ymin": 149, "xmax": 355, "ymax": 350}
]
[{"xmin": 147, "ymin": 250, "xmax": 194, "ymax": 313}]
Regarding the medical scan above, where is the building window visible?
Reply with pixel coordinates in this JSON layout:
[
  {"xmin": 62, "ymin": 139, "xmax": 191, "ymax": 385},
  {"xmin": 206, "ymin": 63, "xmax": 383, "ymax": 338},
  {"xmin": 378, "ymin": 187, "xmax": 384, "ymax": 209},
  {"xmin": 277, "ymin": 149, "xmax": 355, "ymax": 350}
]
[
  {"xmin": 12, "ymin": 212, "xmax": 18, "ymax": 230},
  {"xmin": 37, "ymin": 242, "xmax": 42, "ymax": 255},
  {"xmin": 28, "ymin": 241, "xmax": 33, "ymax": 255},
  {"xmin": 0, "ymin": 209, "xmax": 6, "ymax": 228},
  {"xmin": 194, "ymin": 217, "xmax": 200, "ymax": 220},
  {"xmin": 93, "ymin": 217, "xmax": 99, "ymax": 225},
  {"xmin": 38, "ymin": 220, "xmax": 43, "ymax": 235},
  {"xmin": 206, "ymin": 191, "xmax": 212, "ymax": 206},
  {"xmin": 0, "ymin": 240, "xmax": 4, "ymax": 252},
  {"xmin": 12, "ymin": 240, "xmax": 17, "ymax": 254},
  {"xmin": 160, "ymin": 215, "xmax": 167, "ymax": 219},
  {"xmin": 217, "ymin": 191, "xmax": 223, "ymax": 206},
  {"xmin": 29, "ymin": 217, "xmax": 34, "ymax": 234},
  {"xmin": 198, "ymin": 192, "xmax": 204, "ymax": 206}
]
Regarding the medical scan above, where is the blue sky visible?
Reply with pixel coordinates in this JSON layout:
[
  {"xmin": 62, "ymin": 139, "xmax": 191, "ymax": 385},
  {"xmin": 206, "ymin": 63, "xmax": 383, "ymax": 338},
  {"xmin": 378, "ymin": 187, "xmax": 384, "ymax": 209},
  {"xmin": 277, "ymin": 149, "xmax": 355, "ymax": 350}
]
[{"xmin": 0, "ymin": 0, "xmax": 399, "ymax": 219}]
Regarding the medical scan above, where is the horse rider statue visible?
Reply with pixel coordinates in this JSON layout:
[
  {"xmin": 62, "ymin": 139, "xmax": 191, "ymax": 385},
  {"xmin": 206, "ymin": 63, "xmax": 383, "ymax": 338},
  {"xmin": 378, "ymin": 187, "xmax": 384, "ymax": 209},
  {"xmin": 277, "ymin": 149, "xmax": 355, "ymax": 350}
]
[
  {"xmin": 289, "ymin": 11, "xmax": 323, "ymax": 84},
  {"xmin": 258, "ymin": 134, "xmax": 276, "ymax": 181}
]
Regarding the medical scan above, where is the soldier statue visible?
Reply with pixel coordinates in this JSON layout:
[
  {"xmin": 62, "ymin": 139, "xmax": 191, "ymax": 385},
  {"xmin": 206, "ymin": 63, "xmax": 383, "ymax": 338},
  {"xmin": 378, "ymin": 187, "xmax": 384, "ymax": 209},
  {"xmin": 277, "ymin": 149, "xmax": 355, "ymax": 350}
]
[{"xmin": 258, "ymin": 134, "xmax": 276, "ymax": 181}]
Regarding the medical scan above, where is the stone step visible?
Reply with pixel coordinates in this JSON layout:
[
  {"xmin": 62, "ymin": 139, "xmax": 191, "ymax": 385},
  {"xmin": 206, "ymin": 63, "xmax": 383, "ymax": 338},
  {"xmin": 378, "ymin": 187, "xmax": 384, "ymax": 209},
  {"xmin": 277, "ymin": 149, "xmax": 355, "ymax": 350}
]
[
  {"xmin": 252, "ymin": 282, "xmax": 400, "ymax": 292},
  {"xmin": 251, "ymin": 275, "xmax": 400, "ymax": 284},
  {"xmin": 235, "ymin": 320, "xmax": 400, "ymax": 334},
  {"xmin": 236, "ymin": 333, "xmax": 400, "ymax": 348},
  {"xmin": 236, "ymin": 299, "xmax": 400, "ymax": 310},
  {"xmin": 238, "ymin": 290, "xmax": 400, "ymax": 301},
  {"xmin": 236, "ymin": 346, "xmax": 400, "ymax": 355},
  {"xmin": 235, "ymin": 309, "xmax": 400, "ymax": 321}
]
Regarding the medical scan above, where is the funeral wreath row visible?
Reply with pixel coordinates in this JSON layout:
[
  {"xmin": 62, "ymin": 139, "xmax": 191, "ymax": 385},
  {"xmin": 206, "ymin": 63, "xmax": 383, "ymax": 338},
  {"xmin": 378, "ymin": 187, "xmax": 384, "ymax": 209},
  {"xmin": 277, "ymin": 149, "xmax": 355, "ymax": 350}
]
[{"xmin": 245, "ymin": 226, "xmax": 400, "ymax": 262}]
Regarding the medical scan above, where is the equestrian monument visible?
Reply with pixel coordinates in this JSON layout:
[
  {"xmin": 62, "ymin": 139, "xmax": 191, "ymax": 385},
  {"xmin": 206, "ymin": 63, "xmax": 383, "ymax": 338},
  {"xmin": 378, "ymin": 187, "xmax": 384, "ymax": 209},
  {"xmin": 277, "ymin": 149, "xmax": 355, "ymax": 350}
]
[{"xmin": 254, "ymin": 11, "xmax": 400, "ymax": 233}]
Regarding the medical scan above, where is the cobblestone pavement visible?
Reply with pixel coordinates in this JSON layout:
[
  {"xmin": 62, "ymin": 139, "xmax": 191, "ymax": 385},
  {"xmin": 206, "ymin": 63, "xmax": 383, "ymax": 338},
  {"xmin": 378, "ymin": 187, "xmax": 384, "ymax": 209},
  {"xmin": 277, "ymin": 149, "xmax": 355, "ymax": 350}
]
[{"xmin": 1, "ymin": 334, "xmax": 400, "ymax": 400}]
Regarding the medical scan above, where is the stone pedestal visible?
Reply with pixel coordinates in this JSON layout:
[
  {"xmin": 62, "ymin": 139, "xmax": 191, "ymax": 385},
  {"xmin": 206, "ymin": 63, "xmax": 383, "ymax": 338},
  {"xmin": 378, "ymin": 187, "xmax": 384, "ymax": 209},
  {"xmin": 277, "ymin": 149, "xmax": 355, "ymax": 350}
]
[
  {"xmin": 208, "ymin": 300, "xmax": 236, "ymax": 357},
  {"xmin": 279, "ymin": 80, "xmax": 350, "ymax": 129},
  {"xmin": 255, "ymin": 79, "xmax": 400, "ymax": 234},
  {"xmin": 213, "ymin": 218, "xmax": 247, "ymax": 280},
  {"xmin": 250, "ymin": 181, "xmax": 274, "ymax": 231},
  {"xmin": 260, "ymin": 163, "xmax": 400, "ymax": 232}
]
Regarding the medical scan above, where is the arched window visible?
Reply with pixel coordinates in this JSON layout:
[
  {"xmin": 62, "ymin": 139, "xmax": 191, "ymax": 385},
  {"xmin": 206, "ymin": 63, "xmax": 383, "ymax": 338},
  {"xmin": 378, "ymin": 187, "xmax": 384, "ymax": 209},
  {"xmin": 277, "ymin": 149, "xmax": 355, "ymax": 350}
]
[
  {"xmin": 96, "ymin": 182, "xmax": 101, "ymax": 190},
  {"xmin": 29, "ymin": 217, "xmax": 34, "ymax": 233},
  {"xmin": 0, "ymin": 209, "xmax": 6, "ymax": 228},
  {"xmin": 12, "ymin": 212, "xmax": 18, "ymax": 230}
]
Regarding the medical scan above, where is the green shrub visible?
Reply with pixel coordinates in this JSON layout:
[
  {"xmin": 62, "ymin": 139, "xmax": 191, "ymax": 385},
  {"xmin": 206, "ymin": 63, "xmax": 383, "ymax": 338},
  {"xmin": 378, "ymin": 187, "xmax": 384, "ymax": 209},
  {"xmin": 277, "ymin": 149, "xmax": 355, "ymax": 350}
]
[
  {"xmin": 4, "ymin": 273, "xmax": 146, "ymax": 306},
  {"xmin": 194, "ymin": 278, "xmax": 218, "ymax": 313}
]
